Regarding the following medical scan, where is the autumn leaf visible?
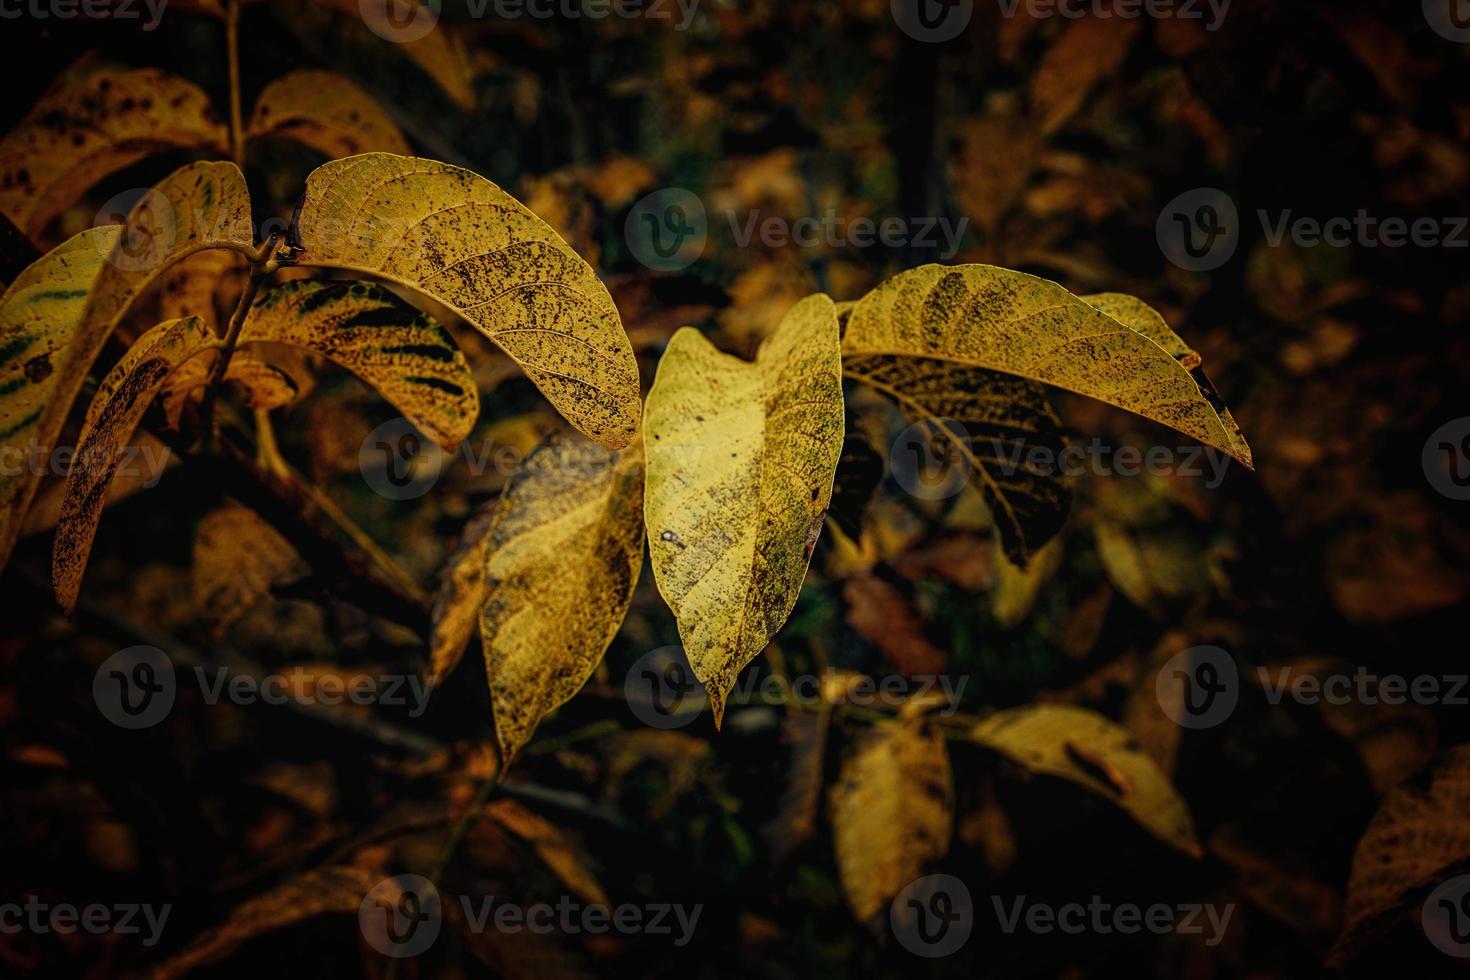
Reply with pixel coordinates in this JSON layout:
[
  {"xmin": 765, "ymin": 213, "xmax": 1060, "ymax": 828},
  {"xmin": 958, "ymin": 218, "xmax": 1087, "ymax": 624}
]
[
  {"xmin": 239, "ymin": 279, "xmax": 478, "ymax": 449},
  {"xmin": 192, "ymin": 503, "xmax": 308, "ymax": 636},
  {"xmin": 842, "ymin": 264, "xmax": 1253, "ymax": 468},
  {"xmin": 287, "ymin": 153, "xmax": 640, "ymax": 449},
  {"xmin": 842, "ymin": 352, "xmax": 1073, "ymax": 567},
  {"xmin": 151, "ymin": 865, "xmax": 392, "ymax": 979},
  {"xmin": 302, "ymin": 0, "xmax": 479, "ymax": 110},
  {"xmin": 0, "ymin": 67, "xmax": 227, "ymax": 236},
  {"xmin": 427, "ymin": 497, "xmax": 500, "ymax": 686},
  {"xmin": 54, "ymin": 316, "xmax": 215, "ymax": 613},
  {"xmin": 248, "ymin": 69, "xmax": 411, "ymax": 158},
  {"xmin": 161, "ymin": 349, "xmax": 299, "ymax": 430},
  {"xmin": 480, "ymin": 431, "xmax": 645, "ymax": 763},
  {"xmin": 644, "ymin": 294, "xmax": 844, "ymax": 727},
  {"xmin": 0, "ymin": 226, "xmax": 119, "ymax": 573},
  {"xmin": 970, "ymin": 704, "xmax": 1201, "ymax": 857},
  {"xmin": 486, "ymin": 799, "xmax": 608, "ymax": 906},
  {"xmin": 1030, "ymin": 16, "xmax": 1142, "ymax": 135},
  {"xmin": 829, "ymin": 721, "xmax": 953, "ymax": 921},
  {"xmin": 1331, "ymin": 747, "xmax": 1470, "ymax": 965}
]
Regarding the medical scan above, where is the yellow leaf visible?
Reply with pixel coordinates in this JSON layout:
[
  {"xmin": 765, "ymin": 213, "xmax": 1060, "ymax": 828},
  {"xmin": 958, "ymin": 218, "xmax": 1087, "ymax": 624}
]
[
  {"xmin": 240, "ymin": 279, "xmax": 478, "ymax": 449},
  {"xmin": 843, "ymin": 264, "xmax": 1252, "ymax": 467},
  {"xmin": 0, "ymin": 226, "xmax": 119, "ymax": 573},
  {"xmin": 644, "ymin": 295, "xmax": 844, "ymax": 727},
  {"xmin": 154, "ymin": 249, "xmax": 247, "ymax": 326},
  {"xmin": 0, "ymin": 67, "xmax": 227, "ymax": 235},
  {"xmin": 830, "ymin": 721, "xmax": 953, "ymax": 921},
  {"xmin": 1332, "ymin": 746, "xmax": 1470, "ymax": 965},
  {"xmin": 53, "ymin": 316, "xmax": 215, "ymax": 613},
  {"xmin": 970, "ymin": 704, "xmax": 1201, "ymax": 857},
  {"xmin": 192, "ymin": 503, "xmax": 307, "ymax": 637},
  {"xmin": 481, "ymin": 431, "xmax": 645, "ymax": 763},
  {"xmin": 248, "ymin": 69, "xmax": 411, "ymax": 158},
  {"xmin": 990, "ymin": 533, "xmax": 1062, "ymax": 627},
  {"xmin": 1081, "ymin": 292, "xmax": 1252, "ymax": 465},
  {"xmin": 288, "ymin": 153, "xmax": 640, "ymax": 449}
]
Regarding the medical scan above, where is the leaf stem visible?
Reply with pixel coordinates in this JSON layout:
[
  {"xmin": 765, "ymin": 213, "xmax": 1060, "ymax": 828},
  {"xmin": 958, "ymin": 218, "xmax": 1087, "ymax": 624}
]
[{"xmin": 226, "ymin": 0, "xmax": 244, "ymax": 169}]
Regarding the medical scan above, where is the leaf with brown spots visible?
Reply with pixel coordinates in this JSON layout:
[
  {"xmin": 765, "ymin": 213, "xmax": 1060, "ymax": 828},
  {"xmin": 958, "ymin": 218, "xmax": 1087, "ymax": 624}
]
[
  {"xmin": 304, "ymin": 0, "xmax": 479, "ymax": 110},
  {"xmin": 480, "ymin": 431, "xmax": 645, "ymax": 764},
  {"xmin": 239, "ymin": 279, "xmax": 477, "ymax": 449},
  {"xmin": 842, "ymin": 265, "xmax": 1253, "ymax": 473},
  {"xmin": 248, "ymin": 69, "xmax": 411, "ymax": 159},
  {"xmin": 53, "ymin": 316, "xmax": 215, "ymax": 613},
  {"xmin": 0, "ymin": 67, "xmax": 227, "ymax": 236},
  {"xmin": 970, "ymin": 704, "xmax": 1201, "ymax": 857},
  {"xmin": 829, "ymin": 720, "xmax": 953, "ymax": 921},
  {"xmin": 644, "ymin": 295, "xmax": 844, "ymax": 727},
  {"xmin": 0, "ymin": 226, "xmax": 119, "ymax": 573},
  {"xmin": 288, "ymin": 154, "xmax": 640, "ymax": 449}
]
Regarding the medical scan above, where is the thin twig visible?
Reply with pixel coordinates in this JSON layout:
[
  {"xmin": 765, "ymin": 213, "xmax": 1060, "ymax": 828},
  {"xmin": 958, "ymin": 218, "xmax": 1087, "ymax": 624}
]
[{"xmin": 226, "ymin": 0, "xmax": 245, "ymax": 169}]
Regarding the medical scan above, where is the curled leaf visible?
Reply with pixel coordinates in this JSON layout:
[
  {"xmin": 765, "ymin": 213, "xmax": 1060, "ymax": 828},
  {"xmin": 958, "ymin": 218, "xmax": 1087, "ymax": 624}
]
[
  {"xmin": 288, "ymin": 153, "xmax": 639, "ymax": 449},
  {"xmin": 54, "ymin": 317, "xmax": 214, "ymax": 612},
  {"xmin": 842, "ymin": 265, "xmax": 1252, "ymax": 469},
  {"xmin": 0, "ymin": 67, "xmax": 227, "ymax": 235},
  {"xmin": 240, "ymin": 279, "xmax": 477, "ymax": 448},
  {"xmin": 644, "ymin": 295, "xmax": 844, "ymax": 726}
]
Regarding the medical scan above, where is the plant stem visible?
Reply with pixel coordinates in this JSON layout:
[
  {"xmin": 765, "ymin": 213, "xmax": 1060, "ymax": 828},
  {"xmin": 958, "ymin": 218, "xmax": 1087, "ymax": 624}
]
[{"xmin": 226, "ymin": 0, "xmax": 244, "ymax": 169}]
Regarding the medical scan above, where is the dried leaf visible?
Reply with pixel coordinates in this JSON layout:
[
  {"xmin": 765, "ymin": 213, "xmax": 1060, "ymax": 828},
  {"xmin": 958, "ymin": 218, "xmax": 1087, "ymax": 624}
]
[
  {"xmin": 53, "ymin": 316, "xmax": 214, "ymax": 612},
  {"xmin": 1030, "ymin": 17, "xmax": 1141, "ymax": 135},
  {"xmin": 248, "ymin": 69, "xmax": 411, "ymax": 158},
  {"xmin": 427, "ymin": 498, "xmax": 500, "ymax": 686},
  {"xmin": 151, "ymin": 865, "xmax": 389, "ymax": 980},
  {"xmin": 240, "ymin": 279, "xmax": 477, "ymax": 448},
  {"xmin": 971, "ymin": 703, "xmax": 1201, "ymax": 857},
  {"xmin": 308, "ymin": 0, "xmax": 479, "ymax": 110},
  {"xmin": 830, "ymin": 721, "xmax": 953, "ymax": 921},
  {"xmin": 289, "ymin": 153, "xmax": 639, "ymax": 449},
  {"xmin": 486, "ymin": 799, "xmax": 608, "ymax": 906},
  {"xmin": 644, "ymin": 295, "xmax": 844, "ymax": 726},
  {"xmin": 0, "ymin": 67, "xmax": 226, "ymax": 235},
  {"xmin": 1332, "ymin": 747, "xmax": 1470, "ymax": 964},
  {"xmin": 192, "ymin": 503, "xmax": 308, "ymax": 636},
  {"xmin": 842, "ymin": 574, "xmax": 947, "ymax": 675},
  {"xmin": 481, "ymin": 431, "xmax": 645, "ymax": 763}
]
